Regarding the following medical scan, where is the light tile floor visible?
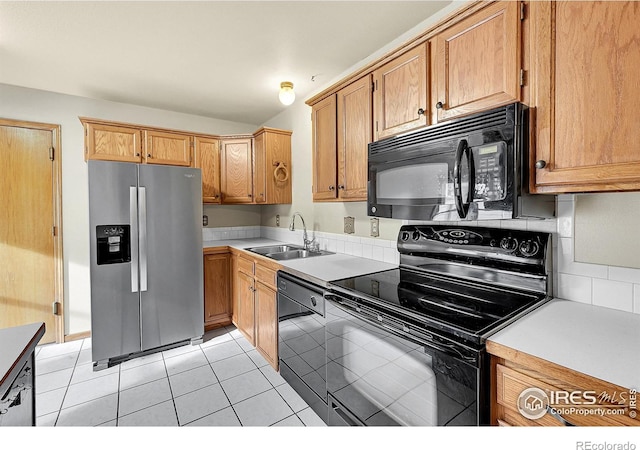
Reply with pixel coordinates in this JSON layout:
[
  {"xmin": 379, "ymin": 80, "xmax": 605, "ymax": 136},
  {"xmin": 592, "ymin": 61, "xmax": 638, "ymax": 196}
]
[{"xmin": 34, "ymin": 325, "xmax": 326, "ymax": 427}]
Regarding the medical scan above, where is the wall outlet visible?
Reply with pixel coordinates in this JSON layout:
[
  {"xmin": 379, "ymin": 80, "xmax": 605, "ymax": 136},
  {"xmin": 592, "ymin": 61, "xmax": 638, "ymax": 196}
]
[
  {"xmin": 203, "ymin": 215, "xmax": 208, "ymax": 226},
  {"xmin": 344, "ymin": 216, "xmax": 355, "ymax": 234},
  {"xmin": 370, "ymin": 218, "xmax": 379, "ymax": 237},
  {"xmin": 276, "ymin": 214, "xmax": 280, "ymax": 227}
]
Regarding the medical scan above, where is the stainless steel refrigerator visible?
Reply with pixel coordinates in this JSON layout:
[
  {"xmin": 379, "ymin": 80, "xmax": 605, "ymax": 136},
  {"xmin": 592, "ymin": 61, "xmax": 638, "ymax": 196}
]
[{"xmin": 88, "ymin": 160, "xmax": 203, "ymax": 370}]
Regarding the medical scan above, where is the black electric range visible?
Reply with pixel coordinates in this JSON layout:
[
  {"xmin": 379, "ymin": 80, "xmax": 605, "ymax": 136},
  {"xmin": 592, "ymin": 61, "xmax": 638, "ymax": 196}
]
[{"xmin": 324, "ymin": 224, "xmax": 551, "ymax": 426}]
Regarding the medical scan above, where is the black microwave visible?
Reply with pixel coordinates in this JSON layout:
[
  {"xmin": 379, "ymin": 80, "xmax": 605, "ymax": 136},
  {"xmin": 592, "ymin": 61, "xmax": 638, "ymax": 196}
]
[{"xmin": 367, "ymin": 103, "xmax": 554, "ymax": 221}]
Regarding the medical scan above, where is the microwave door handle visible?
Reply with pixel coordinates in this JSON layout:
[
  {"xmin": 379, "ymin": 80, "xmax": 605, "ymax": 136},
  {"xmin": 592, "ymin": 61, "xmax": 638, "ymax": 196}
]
[{"xmin": 454, "ymin": 139, "xmax": 468, "ymax": 218}]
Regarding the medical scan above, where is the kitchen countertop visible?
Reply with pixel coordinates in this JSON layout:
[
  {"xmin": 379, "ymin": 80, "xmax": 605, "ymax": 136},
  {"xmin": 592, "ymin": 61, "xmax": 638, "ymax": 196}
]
[
  {"xmin": 0, "ymin": 322, "xmax": 45, "ymax": 394},
  {"xmin": 488, "ymin": 299, "xmax": 640, "ymax": 390},
  {"xmin": 203, "ymin": 238, "xmax": 396, "ymax": 286}
]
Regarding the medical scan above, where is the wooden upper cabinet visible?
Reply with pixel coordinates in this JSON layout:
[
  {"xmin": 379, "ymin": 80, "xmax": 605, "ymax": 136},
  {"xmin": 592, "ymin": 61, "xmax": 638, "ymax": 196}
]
[
  {"xmin": 432, "ymin": 1, "xmax": 521, "ymax": 123},
  {"xmin": 531, "ymin": 1, "xmax": 640, "ymax": 193},
  {"xmin": 143, "ymin": 130, "xmax": 192, "ymax": 166},
  {"xmin": 253, "ymin": 127, "xmax": 292, "ymax": 205},
  {"xmin": 195, "ymin": 136, "xmax": 221, "ymax": 204},
  {"xmin": 337, "ymin": 74, "xmax": 372, "ymax": 200},
  {"xmin": 83, "ymin": 121, "xmax": 142, "ymax": 163},
  {"xmin": 220, "ymin": 138, "xmax": 253, "ymax": 203},
  {"xmin": 373, "ymin": 43, "xmax": 428, "ymax": 141},
  {"xmin": 312, "ymin": 95, "xmax": 338, "ymax": 201}
]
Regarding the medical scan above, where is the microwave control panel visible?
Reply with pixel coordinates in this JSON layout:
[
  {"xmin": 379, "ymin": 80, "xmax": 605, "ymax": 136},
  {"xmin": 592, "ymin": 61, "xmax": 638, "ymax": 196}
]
[{"xmin": 472, "ymin": 142, "xmax": 506, "ymax": 201}]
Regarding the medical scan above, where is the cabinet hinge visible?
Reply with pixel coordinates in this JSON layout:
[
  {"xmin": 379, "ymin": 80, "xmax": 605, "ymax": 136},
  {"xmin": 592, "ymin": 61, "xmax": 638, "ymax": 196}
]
[
  {"xmin": 375, "ymin": 121, "xmax": 378, "ymax": 132},
  {"xmin": 52, "ymin": 301, "xmax": 61, "ymax": 316},
  {"xmin": 51, "ymin": 225, "xmax": 56, "ymax": 236},
  {"xmin": 374, "ymin": 80, "xmax": 378, "ymax": 91},
  {"xmin": 49, "ymin": 147, "xmax": 54, "ymax": 161},
  {"xmin": 519, "ymin": 69, "xmax": 526, "ymax": 87},
  {"xmin": 520, "ymin": 2, "xmax": 526, "ymax": 20}
]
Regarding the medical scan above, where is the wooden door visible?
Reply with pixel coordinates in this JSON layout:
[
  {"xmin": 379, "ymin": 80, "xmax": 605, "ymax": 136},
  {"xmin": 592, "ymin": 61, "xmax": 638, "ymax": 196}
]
[
  {"xmin": 254, "ymin": 281, "xmax": 278, "ymax": 370},
  {"xmin": 220, "ymin": 138, "xmax": 254, "ymax": 203},
  {"xmin": 0, "ymin": 120, "xmax": 63, "ymax": 344},
  {"xmin": 312, "ymin": 95, "xmax": 337, "ymax": 201},
  {"xmin": 373, "ymin": 43, "xmax": 428, "ymax": 140},
  {"xmin": 235, "ymin": 270, "xmax": 255, "ymax": 344},
  {"xmin": 203, "ymin": 252, "xmax": 231, "ymax": 329},
  {"xmin": 144, "ymin": 130, "xmax": 192, "ymax": 166},
  {"xmin": 337, "ymin": 75, "xmax": 372, "ymax": 201},
  {"xmin": 83, "ymin": 121, "xmax": 142, "ymax": 163},
  {"xmin": 195, "ymin": 136, "xmax": 221, "ymax": 203},
  {"xmin": 433, "ymin": 1, "xmax": 521, "ymax": 123},
  {"xmin": 531, "ymin": 1, "xmax": 640, "ymax": 193}
]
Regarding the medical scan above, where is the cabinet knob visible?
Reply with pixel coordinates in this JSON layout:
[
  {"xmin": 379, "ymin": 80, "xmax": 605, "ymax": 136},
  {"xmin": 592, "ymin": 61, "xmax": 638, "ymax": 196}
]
[
  {"xmin": 147, "ymin": 153, "xmax": 152, "ymax": 158},
  {"xmin": 435, "ymin": 101, "xmax": 444, "ymax": 109},
  {"xmin": 260, "ymin": 193, "xmax": 264, "ymax": 197},
  {"xmin": 535, "ymin": 160, "xmax": 547, "ymax": 169},
  {"xmin": 212, "ymin": 195, "xmax": 219, "ymax": 199},
  {"xmin": 135, "ymin": 152, "xmax": 140, "ymax": 157},
  {"xmin": 338, "ymin": 185, "xmax": 345, "ymax": 190},
  {"xmin": 248, "ymin": 194, "xmax": 252, "ymax": 198},
  {"xmin": 417, "ymin": 108, "xmax": 426, "ymax": 116},
  {"xmin": 328, "ymin": 185, "xmax": 335, "ymax": 191}
]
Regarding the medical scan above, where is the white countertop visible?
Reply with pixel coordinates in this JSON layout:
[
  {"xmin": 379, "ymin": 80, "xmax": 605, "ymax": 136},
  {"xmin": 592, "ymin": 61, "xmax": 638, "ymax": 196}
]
[
  {"xmin": 488, "ymin": 298, "xmax": 640, "ymax": 390},
  {"xmin": 203, "ymin": 238, "xmax": 396, "ymax": 286}
]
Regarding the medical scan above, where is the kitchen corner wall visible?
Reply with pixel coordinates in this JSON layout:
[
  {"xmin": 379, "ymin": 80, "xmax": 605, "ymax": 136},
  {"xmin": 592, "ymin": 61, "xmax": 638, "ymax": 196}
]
[{"xmin": 0, "ymin": 83, "xmax": 258, "ymax": 336}]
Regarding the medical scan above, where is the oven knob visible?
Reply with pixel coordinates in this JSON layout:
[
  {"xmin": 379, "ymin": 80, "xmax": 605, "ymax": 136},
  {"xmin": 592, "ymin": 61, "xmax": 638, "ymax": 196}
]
[
  {"xmin": 310, "ymin": 296, "xmax": 317, "ymax": 307},
  {"xmin": 519, "ymin": 240, "xmax": 540, "ymax": 257},
  {"xmin": 400, "ymin": 231, "xmax": 410, "ymax": 242},
  {"xmin": 412, "ymin": 230, "xmax": 420, "ymax": 241},
  {"xmin": 500, "ymin": 237, "xmax": 518, "ymax": 252}
]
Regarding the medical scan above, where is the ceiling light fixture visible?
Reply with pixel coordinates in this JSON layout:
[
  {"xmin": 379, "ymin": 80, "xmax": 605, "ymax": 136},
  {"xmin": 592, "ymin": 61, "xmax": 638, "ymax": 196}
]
[{"xmin": 279, "ymin": 81, "xmax": 295, "ymax": 106}]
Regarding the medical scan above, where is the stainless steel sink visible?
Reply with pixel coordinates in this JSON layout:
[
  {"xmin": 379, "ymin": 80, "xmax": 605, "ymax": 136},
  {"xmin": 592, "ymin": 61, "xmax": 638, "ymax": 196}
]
[
  {"xmin": 245, "ymin": 244, "xmax": 333, "ymax": 260},
  {"xmin": 245, "ymin": 244, "xmax": 303, "ymax": 255}
]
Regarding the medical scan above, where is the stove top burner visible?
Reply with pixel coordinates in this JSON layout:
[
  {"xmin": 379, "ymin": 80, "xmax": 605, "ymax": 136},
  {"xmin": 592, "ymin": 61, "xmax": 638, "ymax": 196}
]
[{"xmin": 330, "ymin": 267, "xmax": 546, "ymax": 344}]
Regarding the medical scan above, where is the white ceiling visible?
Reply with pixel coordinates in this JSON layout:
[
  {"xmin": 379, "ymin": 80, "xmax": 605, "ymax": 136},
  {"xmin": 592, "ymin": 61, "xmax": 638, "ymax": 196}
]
[{"xmin": 0, "ymin": 1, "xmax": 452, "ymax": 125}]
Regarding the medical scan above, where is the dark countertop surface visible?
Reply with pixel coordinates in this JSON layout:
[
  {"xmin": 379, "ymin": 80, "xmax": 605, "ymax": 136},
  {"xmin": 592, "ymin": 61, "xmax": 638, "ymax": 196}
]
[{"xmin": 0, "ymin": 322, "xmax": 45, "ymax": 393}]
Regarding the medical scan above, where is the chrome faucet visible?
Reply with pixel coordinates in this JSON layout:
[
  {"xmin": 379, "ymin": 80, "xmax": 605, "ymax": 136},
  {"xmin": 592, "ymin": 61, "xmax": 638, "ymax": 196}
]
[{"xmin": 289, "ymin": 212, "xmax": 316, "ymax": 250}]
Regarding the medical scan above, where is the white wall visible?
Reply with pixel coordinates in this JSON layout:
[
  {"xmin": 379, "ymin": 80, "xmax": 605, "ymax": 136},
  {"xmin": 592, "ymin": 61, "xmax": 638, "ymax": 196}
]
[{"xmin": 0, "ymin": 83, "xmax": 257, "ymax": 335}]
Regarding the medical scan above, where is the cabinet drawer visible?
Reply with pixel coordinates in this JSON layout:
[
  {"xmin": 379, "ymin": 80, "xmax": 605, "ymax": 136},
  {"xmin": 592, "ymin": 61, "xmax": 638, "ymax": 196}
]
[
  {"xmin": 496, "ymin": 364, "xmax": 629, "ymax": 427},
  {"xmin": 237, "ymin": 256, "xmax": 254, "ymax": 275},
  {"xmin": 255, "ymin": 264, "xmax": 277, "ymax": 288}
]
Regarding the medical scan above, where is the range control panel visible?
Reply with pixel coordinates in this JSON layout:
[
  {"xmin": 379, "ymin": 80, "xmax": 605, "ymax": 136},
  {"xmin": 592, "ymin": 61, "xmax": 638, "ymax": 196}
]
[{"xmin": 397, "ymin": 224, "xmax": 549, "ymax": 265}]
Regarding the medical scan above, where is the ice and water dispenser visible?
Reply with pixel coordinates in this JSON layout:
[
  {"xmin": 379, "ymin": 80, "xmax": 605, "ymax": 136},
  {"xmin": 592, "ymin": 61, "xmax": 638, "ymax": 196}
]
[{"xmin": 96, "ymin": 225, "xmax": 131, "ymax": 265}]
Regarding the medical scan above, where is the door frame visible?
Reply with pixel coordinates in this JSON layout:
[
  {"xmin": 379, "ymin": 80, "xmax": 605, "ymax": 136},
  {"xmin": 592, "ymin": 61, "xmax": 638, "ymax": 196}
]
[{"xmin": 1, "ymin": 118, "xmax": 64, "ymax": 343}]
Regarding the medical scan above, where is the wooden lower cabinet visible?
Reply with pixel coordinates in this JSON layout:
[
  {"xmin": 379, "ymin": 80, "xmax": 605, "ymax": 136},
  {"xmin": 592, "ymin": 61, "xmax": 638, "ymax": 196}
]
[
  {"xmin": 488, "ymin": 341, "xmax": 640, "ymax": 427},
  {"xmin": 203, "ymin": 250, "xmax": 232, "ymax": 331},
  {"xmin": 230, "ymin": 250, "xmax": 280, "ymax": 370}
]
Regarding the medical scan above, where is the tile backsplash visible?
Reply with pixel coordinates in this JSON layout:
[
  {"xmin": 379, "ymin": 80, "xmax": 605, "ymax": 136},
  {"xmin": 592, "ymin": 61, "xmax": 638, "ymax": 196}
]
[{"xmin": 203, "ymin": 197, "xmax": 640, "ymax": 315}]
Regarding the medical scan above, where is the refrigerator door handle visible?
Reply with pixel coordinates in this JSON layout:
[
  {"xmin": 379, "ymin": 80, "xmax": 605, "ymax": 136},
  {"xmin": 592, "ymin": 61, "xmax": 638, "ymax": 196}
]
[
  {"xmin": 129, "ymin": 186, "xmax": 139, "ymax": 293},
  {"xmin": 138, "ymin": 186, "xmax": 148, "ymax": 292}
]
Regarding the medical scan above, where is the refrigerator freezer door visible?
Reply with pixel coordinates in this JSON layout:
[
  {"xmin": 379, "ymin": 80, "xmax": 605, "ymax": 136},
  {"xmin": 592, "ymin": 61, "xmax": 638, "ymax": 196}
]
[
  {"xmin": 138, "ymin": 165, "xmax": 204, "ymax": 351},
  {"xmin": 89, "ymin": 161, "xmax": 142, "ymax": 363}
]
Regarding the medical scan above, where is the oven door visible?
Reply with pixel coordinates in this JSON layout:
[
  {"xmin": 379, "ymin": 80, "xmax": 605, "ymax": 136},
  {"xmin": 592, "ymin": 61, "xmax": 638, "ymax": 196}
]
[{"xmin": 325, "ymin": 293, "xmax": 480, "ymax": 426}]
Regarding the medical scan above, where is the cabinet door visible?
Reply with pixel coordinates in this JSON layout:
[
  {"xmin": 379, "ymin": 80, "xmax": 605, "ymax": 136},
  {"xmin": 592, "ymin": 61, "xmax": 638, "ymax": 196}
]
[
  {"xmin": 433, "ymin": 1, "xmax": 521, "ymax": 123},
  {"xmin": 532, "ymin": 1, "xmax": 640, "ymax": 193},
  {"xmin": 195, "ymin": 137, "xmax": 221, "ymax": 204},
  {"xmin": 203, "ymin": 253, "xmax": 231, "ymax": 328},
  {"xmin": 312, "ymin": 95, "xmax": 338, "ymax": 201},
  {"xmin": 373, "ymin": 43, "xmax": 428, "ymax": 140},
  {"xmin": 234, "ymin": 269, "xmax": 255, "ymax": 345},
  {"xmin": 264, "ymin": 129, "xmax": 292, "ymax": 204},
  {"xmin": 220, "ymin": 138, "xmax": 254, "ymax": 203},
  {"xmin": 254, "ymin": 281, "xmax": 278, "ymax": 370},
  {"xmin": 337, "ymin": 75, "xmax": 372, "ymax": 201},
  {"xmin": 144, "ymin": 130, "xmax": 192, "ymax": 166},
  {"xmin": 84, "ymin": 122, "xmax": 142, "ymax": 163}
]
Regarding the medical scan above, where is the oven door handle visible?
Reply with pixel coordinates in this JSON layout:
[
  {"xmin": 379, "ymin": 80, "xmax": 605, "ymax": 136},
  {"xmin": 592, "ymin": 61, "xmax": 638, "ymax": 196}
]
[{"xmin": 453, "ymin": 139, "xmax": 475, "ymax": 219}]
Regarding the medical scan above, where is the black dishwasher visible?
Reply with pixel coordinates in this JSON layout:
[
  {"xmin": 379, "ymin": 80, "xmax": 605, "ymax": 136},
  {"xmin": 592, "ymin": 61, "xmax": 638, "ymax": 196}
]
[{"xmin": 277, "ymin": 272, "xmax": 327, "ymax": 424}]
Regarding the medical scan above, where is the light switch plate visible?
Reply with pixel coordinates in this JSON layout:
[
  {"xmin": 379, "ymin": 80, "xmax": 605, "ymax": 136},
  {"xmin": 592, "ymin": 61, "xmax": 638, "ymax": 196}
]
[
  {"xmin": 344, "ymin": 216, "xmax": 355, "ymax": 234},
  {"xmin": 276, "ymin": 214, "xmax": 280, "ymax": 227},
  {"xmin": 370, "ymin": 218, "xmax": 379, "ymax": 237},
  {"xmin": 203, "ymin": 215, "xmax": 208, "ymax": 226}
]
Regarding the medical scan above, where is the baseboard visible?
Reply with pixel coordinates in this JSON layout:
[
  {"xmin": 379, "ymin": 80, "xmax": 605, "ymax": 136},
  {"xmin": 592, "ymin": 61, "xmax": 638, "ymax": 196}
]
[{"xmin": 65, "ymin": 331, "xmax": 91, "ymax": 342}]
